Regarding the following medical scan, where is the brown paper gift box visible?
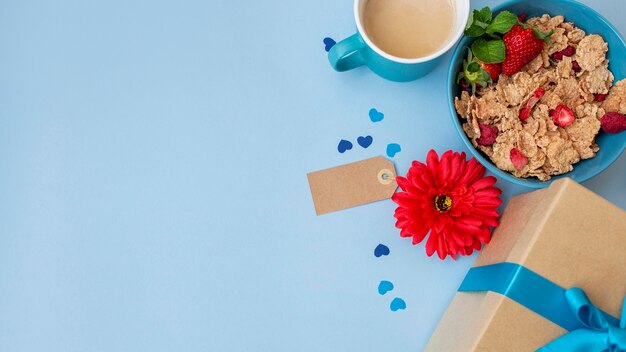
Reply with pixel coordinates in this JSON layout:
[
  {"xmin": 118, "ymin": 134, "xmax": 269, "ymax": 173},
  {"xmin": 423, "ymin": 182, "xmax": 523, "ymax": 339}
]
[{"xmin": 425, "ymin": 178, "xmax": 626, "ymax": 352}]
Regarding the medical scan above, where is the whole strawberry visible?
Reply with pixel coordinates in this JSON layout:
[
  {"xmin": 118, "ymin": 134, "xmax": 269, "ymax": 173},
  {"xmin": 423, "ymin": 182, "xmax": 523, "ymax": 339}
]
[
  {"xmin": 601, "ymin": 112, "xmax": 626, "ymax": 133},
  {"xmin": 502, "ymin": 25, "xmax": 551, "ymax": 75},
  {"xmin": 479, "ymin": 61, "xmax": 502, "ymax": 81},
  {"xmin": 457, "ymin": 49, "xmax": 495, "ymax": 94}
]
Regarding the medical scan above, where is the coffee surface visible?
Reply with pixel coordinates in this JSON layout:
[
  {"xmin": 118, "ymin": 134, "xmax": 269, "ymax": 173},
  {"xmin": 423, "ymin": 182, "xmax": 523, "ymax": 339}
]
[{"xmin": 363, "ymin": 0, "xmax": 455, "ymax": 59}]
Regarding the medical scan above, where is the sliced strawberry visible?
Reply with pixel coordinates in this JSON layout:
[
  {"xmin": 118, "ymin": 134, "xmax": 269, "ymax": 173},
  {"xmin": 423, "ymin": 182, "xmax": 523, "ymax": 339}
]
[
  {"xmin": 510, "ymin": 148, "xmax": 529, "ymax": 169},
  {"xmin": 551, "ymin": 46, "xmax": 575, "ymax": 60},
  {"xmin": 457, "ymin": 49, "xmax": 493, "ymax": 94},
  {"xmin": 519, "ymin": 88, "xmax": 545, "ymax": 121},
  {"xmin": 519, "ymin": 107, "xmax": 532, "ymax": 120},
  {"xmin": 552, "ymin": 104, "xmax": 575, "ymax": 128},
  {"xmin": 477, "ymin": 124, "xmax": 499, "ymax": 146},
  {"xmin": 594, "ymin": 93, "xmax": 608, "ymax": 102},
  {"xmin": 572, "ymin": 60, "xmax": 582, "ymax": 72},
  {"xmin": 600, "ymin": 112, "xmax": 626, "ymax": 133}
]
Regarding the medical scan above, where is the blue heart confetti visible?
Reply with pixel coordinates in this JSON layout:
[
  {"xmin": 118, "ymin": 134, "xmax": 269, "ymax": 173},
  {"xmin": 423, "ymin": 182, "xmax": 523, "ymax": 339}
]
[
  {"xmin": 323, "ymin": 37, "xmax": 336, "ymax": 52},
  {"xmin": 386, "ymin": 143, "xmax": 401, "ymax": 157},
  {"xmin": 378, "ymin": 280, "xmax": 394, "ymax": 295},
  {"xmin": 369, "ymin": 108, "xmax": 384, "ymax": 122},
  {"xmin": 390, "ymin": 297, "xmax": 406, "ymax": 311},
  {"xmin": 374, "ymin": 244, "xmax": 390, "ymax": 257},
  {"xmin": 357, "ymin": 135, "xmax": 373, "ymax": 149},
  {"xmin": 337, "ymin": 139, "xmax": 353, "ymax": 153}
]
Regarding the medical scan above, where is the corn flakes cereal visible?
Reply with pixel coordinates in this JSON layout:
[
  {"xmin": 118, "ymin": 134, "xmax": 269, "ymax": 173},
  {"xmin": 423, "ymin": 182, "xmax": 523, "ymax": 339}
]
[{"xmin": 454, "ymin": 15, "xmax": 625, "ymax": 180}]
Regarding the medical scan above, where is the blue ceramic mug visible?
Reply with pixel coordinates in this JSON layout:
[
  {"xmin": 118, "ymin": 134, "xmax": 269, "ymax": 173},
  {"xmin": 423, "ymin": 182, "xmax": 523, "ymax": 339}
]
[{"xmin": 329, "ymin": 0, "xmax": 470, "ymax": 82}]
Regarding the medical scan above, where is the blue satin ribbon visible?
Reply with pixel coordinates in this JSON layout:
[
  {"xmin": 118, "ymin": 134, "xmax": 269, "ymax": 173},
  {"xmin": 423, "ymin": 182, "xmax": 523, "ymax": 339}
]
[{"xmin": 459, "ymin": 263, "xmax": 626, "ymax": 351}]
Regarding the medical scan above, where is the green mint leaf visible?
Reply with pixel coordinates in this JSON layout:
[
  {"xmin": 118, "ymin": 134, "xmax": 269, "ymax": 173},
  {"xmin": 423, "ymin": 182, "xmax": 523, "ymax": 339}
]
[
  {"xmin": 486, "ymin": 11, "xmax": 519, "ymax": 35},
  {"xmin": 465, "ymin": 11, "xmax": 474, "ymax": 30},
  {"xmin": 532, "ymin": 27, "xmax": 554, "ymax": 44},
  {"xmin": 471, "ymin": 38, "xmax": 505, "ymax": 63},
  {"xmin": 476, "ymin": 7, "xmax": 492, "ymax": 23},
  {"xmin": 464, "ymin": 7, "xmax": 493, "ymax": 36},
  {"xmin": 465, "ymin": 25, "xmax": 486, "ymax": 37}
]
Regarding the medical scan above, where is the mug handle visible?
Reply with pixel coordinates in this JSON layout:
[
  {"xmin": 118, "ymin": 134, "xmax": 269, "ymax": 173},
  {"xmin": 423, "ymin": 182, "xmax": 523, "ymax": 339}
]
[{"xmin": 328, "ymin": 33, "xmax": 367, "ymax": 72}]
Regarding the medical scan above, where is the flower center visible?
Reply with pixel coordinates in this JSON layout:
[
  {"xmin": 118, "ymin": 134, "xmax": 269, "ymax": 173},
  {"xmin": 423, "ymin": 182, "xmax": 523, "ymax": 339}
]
[{"xmin": 434, "ymin": 194, "xmax": 452, "ymax": 213}]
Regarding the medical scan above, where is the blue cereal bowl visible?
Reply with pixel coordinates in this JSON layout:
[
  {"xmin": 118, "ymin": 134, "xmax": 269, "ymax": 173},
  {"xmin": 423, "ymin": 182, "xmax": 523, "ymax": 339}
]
[{"xmin": 448, "ymin": 0, "xmax": 626, "ymax": 188}]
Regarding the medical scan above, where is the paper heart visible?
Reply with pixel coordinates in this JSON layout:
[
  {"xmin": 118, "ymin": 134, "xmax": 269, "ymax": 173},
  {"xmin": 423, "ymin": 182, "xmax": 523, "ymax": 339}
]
[
  {"xmin": 378, "ymin": 280, "xmax": 394, "ymax": 295},
  {"xmin": 357, "ymin": 135, "xmax": 373, "ymax": 149},
  {"xmin": 390, "ymin": 297, "xmax": 406, "ymax": 311},
  {"xmin": 374, "ymin": 244, "xmax": 390, "ymax": 257},
  {"xmin": 369, "ymin": 108, "xmax": 384, "ymax": 122},
  {"xmin": 337, "ymin": 139, "xmax": 353, "ymax": 153},
  {"xmin": 386, "ymin": 143, "xmax": 401, "ymax": 157},
  {"xmin": 323, "ymin": 37, "xmax": 336, "ymax": 52}
]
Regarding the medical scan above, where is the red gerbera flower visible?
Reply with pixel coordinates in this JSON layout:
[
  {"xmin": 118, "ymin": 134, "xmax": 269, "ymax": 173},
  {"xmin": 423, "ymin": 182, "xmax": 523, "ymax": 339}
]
[{"xmin": 391, "ymin": 150, "xmax": 502, "ymax": 260}]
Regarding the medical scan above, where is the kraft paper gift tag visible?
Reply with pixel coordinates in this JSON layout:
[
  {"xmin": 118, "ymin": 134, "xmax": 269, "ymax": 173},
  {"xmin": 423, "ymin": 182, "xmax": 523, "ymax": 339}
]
[{"xmin": 307, "ymin": 156, "xmax": 397, "ymax": 215}]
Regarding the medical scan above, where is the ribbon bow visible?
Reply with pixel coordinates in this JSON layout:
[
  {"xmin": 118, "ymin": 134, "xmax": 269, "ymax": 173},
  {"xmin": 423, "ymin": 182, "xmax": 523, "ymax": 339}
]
[{"xmin": 538, "ymin": 288, "xmax": 626, "ymax": 352}]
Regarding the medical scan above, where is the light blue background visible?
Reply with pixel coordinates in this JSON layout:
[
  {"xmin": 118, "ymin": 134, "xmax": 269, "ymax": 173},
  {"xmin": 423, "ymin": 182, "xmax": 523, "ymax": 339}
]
[{"xmin": 0, "ymin": 0, "xmax": 624, "ymax": 351}]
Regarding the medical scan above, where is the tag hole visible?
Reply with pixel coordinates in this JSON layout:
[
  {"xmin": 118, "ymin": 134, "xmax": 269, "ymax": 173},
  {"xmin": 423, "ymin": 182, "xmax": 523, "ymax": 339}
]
[{"xmin": 377, "ymin": 169, "xmax": 394, "ymax": 185}]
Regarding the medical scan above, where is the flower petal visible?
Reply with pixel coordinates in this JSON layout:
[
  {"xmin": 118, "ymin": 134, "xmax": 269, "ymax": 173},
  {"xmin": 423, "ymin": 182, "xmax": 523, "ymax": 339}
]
[
  {"xmin": 396, "ymin": 176, "xmax": 410, "ymax": 191},
  {"xmin": 436, "ymin": 232, "xmax": 448, "ymax": 260},
  {"xmin": 425, "ymin": 230, "xmax": 438, "ymax": 257},
  {"xmin": 439, "ymin": 151, "xmax": 453, "ymax": 185},
  {"xmin": 393, "ymin": 192, "xmax": 425, "ymax": 208},
  {"xmin": 472, "ymin": 207, "xmax": 500, "ymax": 218},
  {"xmin": 412, "ymin": 224, "xmax": 430, "ymax": 244},
  {"xmin": 471, "ymin": 176, "xmax": 497, "ymax": 191},
  {"xmin": 448, "ymin": 152, "xmax": 466, "ymax": 185},
  {"xmin": 474, "ymin": 187, "xmax": 502, "ymax": 198},
  {"xmin": 459, "ymin": 158, "xmax": 486, "ymax": 184},
  {"xmin": 473, "ymin": 196, "xmax": 503, "ymax": 207}
]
